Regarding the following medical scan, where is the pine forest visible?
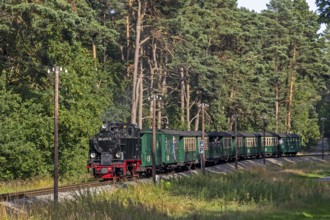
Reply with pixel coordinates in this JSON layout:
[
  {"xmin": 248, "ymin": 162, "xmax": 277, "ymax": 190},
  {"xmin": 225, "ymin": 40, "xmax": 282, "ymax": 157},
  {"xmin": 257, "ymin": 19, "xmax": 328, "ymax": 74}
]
[{"xmin": 0, "ymin": 0, "xmax": 329, "ymax": 180}]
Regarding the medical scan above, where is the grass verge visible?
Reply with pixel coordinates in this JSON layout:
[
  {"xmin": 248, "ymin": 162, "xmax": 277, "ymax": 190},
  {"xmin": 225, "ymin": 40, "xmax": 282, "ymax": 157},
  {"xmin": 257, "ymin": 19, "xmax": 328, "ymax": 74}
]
[{"xmin": 17, "ymin": 159, "xmax": 330, "ymax": 220}]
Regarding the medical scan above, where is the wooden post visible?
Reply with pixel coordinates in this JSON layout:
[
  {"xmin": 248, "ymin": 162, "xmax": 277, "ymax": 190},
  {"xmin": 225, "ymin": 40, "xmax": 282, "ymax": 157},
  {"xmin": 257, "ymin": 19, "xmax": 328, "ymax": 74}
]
[
  {"xmin": 54, "ymin": 66, "xmax": 59, "ymax": 202},
  {"xmin": 201, "ymin": 104, "xmax": 205, "ymax": 174},
  {"xmin": 234, "ymin": 114, "xmax": 238, "ymax": 169},
  {"xmin": 152, "ymin": 96, "xmax": 156, "ymax": 183},
  {"xmin": 48, "ymin": 66, "xmax": 67, "ymax": 202}
]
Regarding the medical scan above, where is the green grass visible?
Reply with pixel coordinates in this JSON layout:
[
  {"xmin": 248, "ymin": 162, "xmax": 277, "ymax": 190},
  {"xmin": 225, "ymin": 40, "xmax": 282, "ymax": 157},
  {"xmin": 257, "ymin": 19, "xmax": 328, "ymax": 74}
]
[
  {"xmin": 16, "ymin": 159, "xmax": 330, "ymax": 220},
  {"xmin": 0, "ymin": 174, "xmax": 94, "ymax": 194}
]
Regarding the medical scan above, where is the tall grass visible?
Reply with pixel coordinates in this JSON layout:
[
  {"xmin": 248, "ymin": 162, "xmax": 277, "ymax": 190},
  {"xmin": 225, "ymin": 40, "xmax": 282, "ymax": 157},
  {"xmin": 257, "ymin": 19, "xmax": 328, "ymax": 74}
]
[
  {"xmin": 28, "ymin": 189, "xmax": 171, "ymax": 220},
  {"xmin": 11, "ymin": 161, "xmax": 330, "ymax": 219},
  {"xmin": 0, "ymin": 176, "xmax": 53, "ymax": 194}
]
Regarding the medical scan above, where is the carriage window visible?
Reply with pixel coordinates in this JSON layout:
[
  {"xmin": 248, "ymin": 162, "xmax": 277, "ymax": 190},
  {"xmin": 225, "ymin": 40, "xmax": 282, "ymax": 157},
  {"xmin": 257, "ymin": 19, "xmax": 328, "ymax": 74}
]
[
  {"xmin": 247, "ymin": 138, "xmax": 256, "ymax": 147},
  {"xmin": 238, "ymin": 137, "xmax": 243, "ymax": 147},
  {"xmin": 184, "ymin": 138, "xmax": 196, "ymax": 151},
  {"xmin": 203, "ymin": 137, "xmax": 209, "ymax": 150},
  {"xmin": 224, "ymin": 137, "xmax": 231, "ymax": 148}
]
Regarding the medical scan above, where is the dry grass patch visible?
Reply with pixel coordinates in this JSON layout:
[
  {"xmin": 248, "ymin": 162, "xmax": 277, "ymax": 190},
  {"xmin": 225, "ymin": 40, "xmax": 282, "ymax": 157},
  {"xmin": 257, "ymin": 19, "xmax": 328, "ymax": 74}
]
[
  {"xmin": 0, "ymin": 177, "xmax": 53, "ymax": 194},
  {"xmin": 282, "ymin": 168, "xmax": 324, "ymax": 178},
  {"xmin": 0, "ymin": 203, "xmax": 8, "ymax": 220}
]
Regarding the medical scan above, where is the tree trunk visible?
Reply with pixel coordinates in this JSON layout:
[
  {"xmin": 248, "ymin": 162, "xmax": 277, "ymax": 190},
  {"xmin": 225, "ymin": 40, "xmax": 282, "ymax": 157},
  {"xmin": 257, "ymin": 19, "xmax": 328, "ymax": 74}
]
[
  {"xmin": 194, "ymin": 100, "xmax": 201, "ymax": 131},
  {"xmin": 92, "ymin": 43, "xmax": 96, "ymax": 59},
  {"xmin": 180, "ymin": 67, "xmax": 185, "ymax": 128},
  {"xmin": 159, "ymin": 53, "xmax": 169, "ymax": 128},
  {"xmin": 126, "ymin": 0, "xmax": 132, "ymax": 62},
  {"xmin": 275, "ymin": 83, "xmax": 279, "ymax": 133},
  {"xmin": 157, "ymin": 100, "xmax": 162, "ymax": 129},
  {"xmin": 186, "ymin": 79, "xmax": 191, "ymax": 131},
  {"xmin": 287, "ymin": 44, "xmax": 296, "ymax": 133},
  {"xmin": 159, "ymin": 68, "xmax": 167, "ymax": 128},
  {"xmin": 131, "ymin": 0, "xmax": 145, "ymax": 124},
  {"xmin": 287, "ymin": 74, "xmax": 295, "ymax": 133},
  {"xmin": 227, "ymin": 88, "xmax": 235, "ymax": 131},
  {"xmin": 138, "ymin": 60, "xmax": 143, "ymax": 128}
]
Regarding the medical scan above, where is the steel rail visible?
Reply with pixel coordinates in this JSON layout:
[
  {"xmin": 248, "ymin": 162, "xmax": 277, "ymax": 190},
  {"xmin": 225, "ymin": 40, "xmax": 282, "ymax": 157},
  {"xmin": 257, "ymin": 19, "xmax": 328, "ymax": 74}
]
[{"xmin": 0, "ymin": 181, "xmax": 111, "ymax": 202}]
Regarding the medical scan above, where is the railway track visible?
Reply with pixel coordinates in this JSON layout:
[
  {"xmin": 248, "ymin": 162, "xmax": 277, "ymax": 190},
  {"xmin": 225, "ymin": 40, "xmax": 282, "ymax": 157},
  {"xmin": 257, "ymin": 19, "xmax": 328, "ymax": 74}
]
[
  {"xmin": 1, "ymin": 152, "xmax": 328, "ymax": 203},
  {"xmin": 0, "ymin": 180, "xmax": 111, "ymax": 202},
  {"xmin": 297, "ymin": 152, "xmax": 329, "ymax": 157}
]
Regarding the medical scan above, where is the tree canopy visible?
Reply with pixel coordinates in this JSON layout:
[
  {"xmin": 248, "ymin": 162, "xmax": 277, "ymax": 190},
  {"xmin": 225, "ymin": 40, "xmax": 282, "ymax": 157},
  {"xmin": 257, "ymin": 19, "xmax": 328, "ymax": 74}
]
[{"xmin": 316, "ymin": 0, "xmax": 330, "ymax": 24}]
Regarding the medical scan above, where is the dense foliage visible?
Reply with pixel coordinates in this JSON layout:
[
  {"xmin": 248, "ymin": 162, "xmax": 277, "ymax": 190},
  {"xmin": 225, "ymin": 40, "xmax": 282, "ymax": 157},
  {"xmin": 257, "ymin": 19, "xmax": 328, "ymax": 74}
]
[
  {"xmin": 0, "ymin": 0, "xmax": 329, "ymax": 180},
  {"xmin": 316, "ymin": 0, "xmax": 330, "ymax": 24}
]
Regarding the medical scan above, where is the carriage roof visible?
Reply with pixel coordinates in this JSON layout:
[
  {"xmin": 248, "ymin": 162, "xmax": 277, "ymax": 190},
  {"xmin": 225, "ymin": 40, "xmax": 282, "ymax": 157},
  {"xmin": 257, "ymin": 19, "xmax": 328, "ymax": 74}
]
[
  {"xmin": 239, "ymin": 132, "xmax": 258, "ymax": 137},
  {"xmin": 141, "ymin": 129, "xmax": 205, "ymax": 137},
  {"xmin": 207, "ymin": 131, "xmax": 232, "ymax": 137}
]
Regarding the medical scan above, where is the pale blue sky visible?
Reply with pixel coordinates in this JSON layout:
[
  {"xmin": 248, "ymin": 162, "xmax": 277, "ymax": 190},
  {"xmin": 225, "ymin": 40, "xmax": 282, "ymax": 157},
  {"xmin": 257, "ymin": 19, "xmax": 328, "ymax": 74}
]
[{"xmin": 237, "ymin": 0, "xmax": 317, "ymax": 12}]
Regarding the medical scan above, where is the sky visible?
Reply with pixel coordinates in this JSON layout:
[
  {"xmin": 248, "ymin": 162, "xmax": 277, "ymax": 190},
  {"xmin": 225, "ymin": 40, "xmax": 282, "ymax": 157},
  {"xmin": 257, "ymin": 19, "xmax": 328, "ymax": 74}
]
[
  {"xmin": 236, "ymin": 0, "xmax": 318, "ymax": 12},
  {"xmin": 236, "ymin": 0, "xmax": 326, "ymax": 32}
]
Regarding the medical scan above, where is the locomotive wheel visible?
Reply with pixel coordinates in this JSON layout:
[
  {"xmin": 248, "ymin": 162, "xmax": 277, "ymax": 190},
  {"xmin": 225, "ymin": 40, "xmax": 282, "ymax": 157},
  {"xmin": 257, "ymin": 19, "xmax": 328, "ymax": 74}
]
[{"xmin": 146, "ymin": 169, "xmax": 152, "ymax": 177}]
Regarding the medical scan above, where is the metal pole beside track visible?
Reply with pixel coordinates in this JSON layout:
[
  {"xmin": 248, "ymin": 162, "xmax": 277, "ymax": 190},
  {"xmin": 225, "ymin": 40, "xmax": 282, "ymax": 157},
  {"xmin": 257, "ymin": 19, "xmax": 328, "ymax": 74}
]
[
  {"xmin": 149, "ymin": 95, "xmax": 162, "ymax": 184},
  {"xmin": 202, "ymin": 104, "xmax": 205, "ymax": 175},
  {"xmin": 260, "ymin": 115, "xmax": 267, "ymax": 165},
  {"xmin": 263, "ymin": 125, "xmax": 266, "ymax": 165},
  {"xmin": 199, "ymin": 103, "xmax": 208, "ymax": 175},
  {"xmin": 48, "ymin": 66, "xmax": 67, "ymax": 202},
  {"xmin": 152, "ymin": 96, "xmax": 156, "ymax": 183},
  {"xmin": 54, "ymin": 67, "xmax": 59, "ymax": 202},
  {"xmin": 321, "ymin": 117, "xmax": 326, "ymax": 160}
]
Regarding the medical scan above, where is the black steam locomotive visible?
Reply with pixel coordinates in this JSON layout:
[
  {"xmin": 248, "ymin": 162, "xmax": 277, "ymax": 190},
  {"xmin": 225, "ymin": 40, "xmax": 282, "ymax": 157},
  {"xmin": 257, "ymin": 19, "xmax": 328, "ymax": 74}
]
[{"xmin": 87, "ymin": 122, "xmax": 141, "ymax": 179}]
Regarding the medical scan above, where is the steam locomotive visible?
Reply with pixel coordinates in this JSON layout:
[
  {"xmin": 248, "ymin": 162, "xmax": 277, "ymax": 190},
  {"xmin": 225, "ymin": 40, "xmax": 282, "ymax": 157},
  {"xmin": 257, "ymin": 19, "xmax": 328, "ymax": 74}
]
[
  {"xmin": 86, "ymin": 122, "xmax": 141, "ymax": 179},
  {"xmin": 87, "ymin": 122, "xmax": 301, "ymax": 180}
]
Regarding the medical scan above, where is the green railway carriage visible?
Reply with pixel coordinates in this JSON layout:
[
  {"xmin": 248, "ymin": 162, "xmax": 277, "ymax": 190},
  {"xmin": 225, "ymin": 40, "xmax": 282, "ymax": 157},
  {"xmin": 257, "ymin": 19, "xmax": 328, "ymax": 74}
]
[
  {"xmin": 141, "ymin": 129, "xmax": 186, "ymax": 169},
  {"xmin": 181, "ymin": 131, "xmax": 208, "ymax": 164},
  {"xmin": 140, "ymin": 129, "xmax": 207, "ymax": 170},
  {"xmin": 240, "ymin": 133, "xmax": 259, "ymax": 158},
  {"xmin": 208, "ymin": 132, "xmax": 233, "ymax": 161},
  {"xmin": 140, "ymin": 129, "xmax": 165, "ymax": 168},
  {"xmin": 255, "ymin": 132, "xmax": 279, "ymax": 157},
  {"xmin": 283, "ymin": 133, "xmax": 301, "ymax": 156},
  {"xmin": 207, "ymin": 132, "xmax": 226, "ymax": 162},
  {"xmin": 276, "ymin": 133, "xmax": 287, "ymax": 156},
  {"xmin": 231, "ymin": 132, "xmax": 244, "ymax": 159}
]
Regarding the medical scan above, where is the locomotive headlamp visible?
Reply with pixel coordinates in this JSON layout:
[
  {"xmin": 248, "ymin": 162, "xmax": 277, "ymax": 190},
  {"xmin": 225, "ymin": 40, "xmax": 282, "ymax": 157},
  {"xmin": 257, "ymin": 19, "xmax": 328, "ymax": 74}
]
[
  {"xmin": 115, "ymin": 152, "xmax": 122, "ymax": 158},
  {"xmin": 101, "ymin": 124, "xmax": 107, "ymax": 130},
  {"xmin": 90, "ymin": 152, "xmax": 96, "ymax": 158}
]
